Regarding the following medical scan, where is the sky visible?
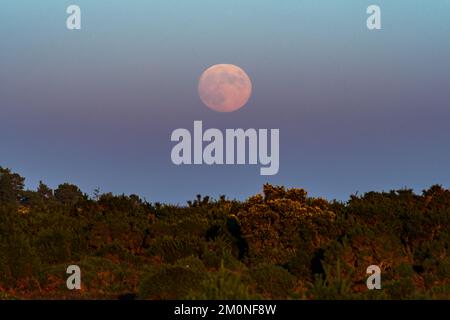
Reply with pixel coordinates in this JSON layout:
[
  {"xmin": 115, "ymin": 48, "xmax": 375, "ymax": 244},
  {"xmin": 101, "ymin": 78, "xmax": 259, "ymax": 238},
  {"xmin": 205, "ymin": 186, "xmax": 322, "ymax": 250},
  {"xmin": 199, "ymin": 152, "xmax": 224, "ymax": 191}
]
[{"xmin": 1, "ymin": 0, "xmax": 450, "ymax": 204}]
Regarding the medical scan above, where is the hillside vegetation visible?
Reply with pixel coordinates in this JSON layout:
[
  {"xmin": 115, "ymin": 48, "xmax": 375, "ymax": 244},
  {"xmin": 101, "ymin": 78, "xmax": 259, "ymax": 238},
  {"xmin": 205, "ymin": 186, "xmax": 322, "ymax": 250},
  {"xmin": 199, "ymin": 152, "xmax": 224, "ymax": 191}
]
[{"xmin": 0, "ymin": 167, "xmax": 449, "ymax": 299}]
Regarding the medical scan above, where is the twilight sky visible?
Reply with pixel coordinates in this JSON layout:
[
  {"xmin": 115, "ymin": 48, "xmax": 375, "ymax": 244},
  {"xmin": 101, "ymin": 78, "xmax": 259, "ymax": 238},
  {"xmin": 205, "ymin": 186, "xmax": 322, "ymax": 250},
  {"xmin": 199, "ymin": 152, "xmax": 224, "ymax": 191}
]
[{"xmin": 1, "ymin": 0, "xmax": 450, "ymax": 204}]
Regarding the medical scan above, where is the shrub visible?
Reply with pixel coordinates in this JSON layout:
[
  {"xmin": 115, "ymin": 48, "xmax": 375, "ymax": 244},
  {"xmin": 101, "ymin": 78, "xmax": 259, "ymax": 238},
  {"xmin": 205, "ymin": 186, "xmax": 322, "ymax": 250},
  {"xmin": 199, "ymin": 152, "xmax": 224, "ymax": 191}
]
[
  {"xmin": 146, "ymin": 236, "xmax": 206, "ymax": 263},
  {"xmin": 188, "ymin": 263, "xmax": 259, "ymax": 300},
  {"xmin": 139, "ymin": 257, "xmax": 206, "ymax": 299},
  {"xmin": 250, "ymin": 264, "xmax": 296, "ymax": 299}
]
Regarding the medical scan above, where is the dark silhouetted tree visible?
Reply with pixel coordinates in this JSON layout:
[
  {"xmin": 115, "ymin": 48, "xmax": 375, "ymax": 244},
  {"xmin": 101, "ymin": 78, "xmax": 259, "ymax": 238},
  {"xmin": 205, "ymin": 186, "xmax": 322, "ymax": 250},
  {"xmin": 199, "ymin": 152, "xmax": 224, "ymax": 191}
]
[
  {"xmin": 54, "ymin": 183, "xmax": 83, "ymax": 205},
  {"xmin": 37, "ymin": 181, "xmax": 53, "ymax": 199},
  {"xmin": 0, "ymin": 167, "xmax": 25, "ymax": 203}
]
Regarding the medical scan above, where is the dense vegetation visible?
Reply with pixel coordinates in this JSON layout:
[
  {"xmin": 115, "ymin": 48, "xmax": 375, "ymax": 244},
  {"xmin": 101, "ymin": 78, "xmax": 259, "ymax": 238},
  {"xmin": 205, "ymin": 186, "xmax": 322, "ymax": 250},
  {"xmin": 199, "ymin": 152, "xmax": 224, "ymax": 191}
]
[{"xmin": 0, "ymin": 166, "xmax": 449, "ymax": 299}]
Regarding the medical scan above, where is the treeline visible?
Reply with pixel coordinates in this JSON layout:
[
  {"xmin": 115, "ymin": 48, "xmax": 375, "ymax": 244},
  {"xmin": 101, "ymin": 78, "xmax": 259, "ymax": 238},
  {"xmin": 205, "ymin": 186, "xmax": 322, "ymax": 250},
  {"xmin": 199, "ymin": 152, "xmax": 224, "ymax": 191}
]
[{"xmin": 0, "ymin": 166, "xmax": 449, "ymax": 299}]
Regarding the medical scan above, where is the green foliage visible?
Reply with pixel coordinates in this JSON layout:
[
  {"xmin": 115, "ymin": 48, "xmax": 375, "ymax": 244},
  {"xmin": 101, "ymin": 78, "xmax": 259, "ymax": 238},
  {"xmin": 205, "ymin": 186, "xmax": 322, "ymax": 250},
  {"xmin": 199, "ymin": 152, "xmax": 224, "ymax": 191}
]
[
  {"xmin": 250, "ymin": 264, "xmax": 296, "ymax": 299},
  {"xmin": 237, "ymin": 184, "xmax": 335, "ymax": 265},
  {"xmin": 79, "ymin": 257, "xmax": 135, "ymax": 294},
  {"xmin": 308, "ymin": 260, "xmax": 355, "ymax": 300},
  {"xmin": 139, "ymin": 257, "xmax": 206, "ymax": 299},
  {"xmin": 0, "ymin": 167, "xmax": 449, "ymax": 299},
  {"xmin": 54, "ymin": 183, "xmax": 84, "ymax": 206},
  {"xmin": 0, "ymin": 167, "xmax": 24, "ymax": 203},
  {"xmin": 35, "ymin": 228, "xmax": 71, "ymax": 264},
  {"xmin": 0, "ymin": 231, "xmax": 41, "ymax": 286},
  {"xmin": 188, "ymin": 262, "xmax": 258, "ymax": 300},
  {"xmin": 146, "ymin": 236, "xmax": 206, "ymax": 263}
]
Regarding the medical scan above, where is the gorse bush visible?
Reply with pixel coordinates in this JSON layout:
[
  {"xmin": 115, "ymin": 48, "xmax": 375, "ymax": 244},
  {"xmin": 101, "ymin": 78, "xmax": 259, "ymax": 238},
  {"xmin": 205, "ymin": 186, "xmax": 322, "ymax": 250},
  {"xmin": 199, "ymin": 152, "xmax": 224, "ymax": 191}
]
[
  {"xmin": 188, "ymin": 262, "xmax": 259, "ymax": 300},
  {"xmin": 139, "ymin": 256, "xmax": 207, "ymax": 299},
  {"xmin": 237, "ymin": 184, "xmax": 336, "ymax": 266},
  {"xmin": 145, "ymin": 236, "xmax": 207, "ymax": 263},
  {"xmin": 0, "ymin": 166, "xmax": 449, "ymax": 299},
  {"xmin": 250, "ymin": 264, "xmax": 296, "ymax": 299}
]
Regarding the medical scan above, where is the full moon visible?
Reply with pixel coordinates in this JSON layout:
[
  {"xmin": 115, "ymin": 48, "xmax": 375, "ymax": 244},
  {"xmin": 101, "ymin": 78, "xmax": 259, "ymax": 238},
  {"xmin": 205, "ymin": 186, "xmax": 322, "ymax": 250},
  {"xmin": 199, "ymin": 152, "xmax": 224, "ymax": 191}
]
[{"xmin": 198, "ymin": 64, "xmax": 252, "ymax": 112}]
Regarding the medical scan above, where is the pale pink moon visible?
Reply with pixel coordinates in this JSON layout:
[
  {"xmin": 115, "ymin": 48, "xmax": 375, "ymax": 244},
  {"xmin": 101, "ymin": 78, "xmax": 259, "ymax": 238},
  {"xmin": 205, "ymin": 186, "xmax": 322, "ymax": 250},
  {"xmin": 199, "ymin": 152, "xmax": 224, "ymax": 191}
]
[{"xmin": 198, "ymin": 64, "xmax": 252, "ymax": 112}]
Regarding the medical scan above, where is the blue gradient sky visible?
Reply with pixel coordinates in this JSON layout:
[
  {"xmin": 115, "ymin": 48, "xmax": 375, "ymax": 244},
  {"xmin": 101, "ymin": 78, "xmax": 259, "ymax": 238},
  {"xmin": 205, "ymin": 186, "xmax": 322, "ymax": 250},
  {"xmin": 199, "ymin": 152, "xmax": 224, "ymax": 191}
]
[{"xmin": 1, "ymin": 1, "xmax": 450, "ymax": 203}]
